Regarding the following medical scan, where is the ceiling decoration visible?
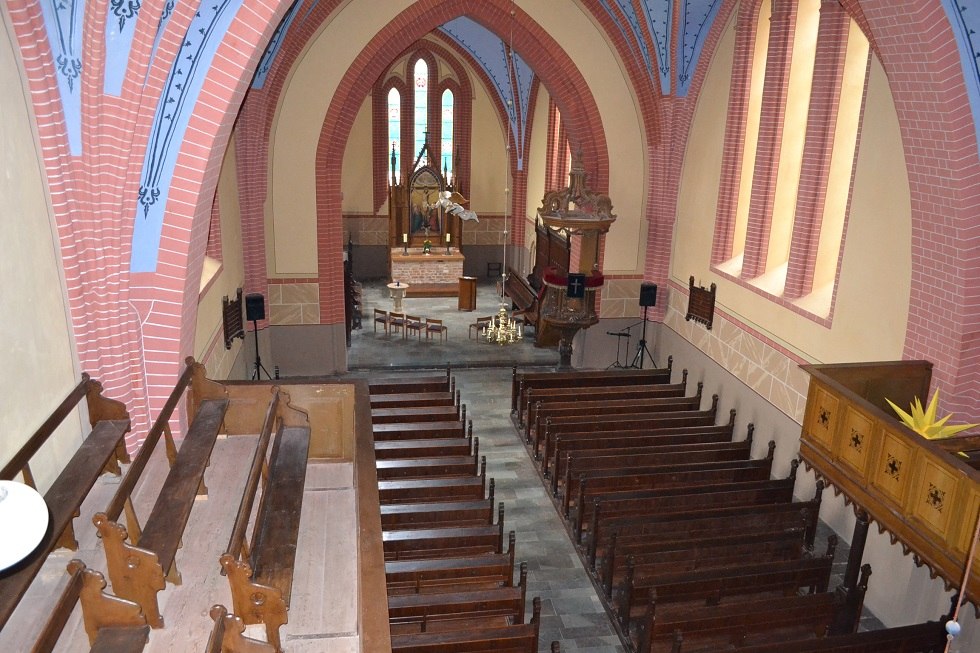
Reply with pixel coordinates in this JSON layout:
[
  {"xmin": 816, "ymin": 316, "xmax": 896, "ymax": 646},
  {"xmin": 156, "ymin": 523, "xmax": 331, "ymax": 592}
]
[
  {"xmin": 39, "ymin": 0, "xmax": 84, "ymax": 155},
  {"xmin": 440, "ymin": 16, "xmax": 535, "ymax": 171},
  {"xmin": 131, "ymin": 0, "xmax": 245, "ymax": 272},
  {"xmin": 252, "ymin": 0, "xmax": 305, "ymax": 90}
]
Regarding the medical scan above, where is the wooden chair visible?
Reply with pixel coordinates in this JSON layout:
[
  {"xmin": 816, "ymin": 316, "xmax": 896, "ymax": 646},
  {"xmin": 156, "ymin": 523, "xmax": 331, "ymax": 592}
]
[
  {"xmin": 469, "ymin": 316, "xmax": 492, "ymax": 339},
  {"xmin": 425, "ymin": 318, "xmax": 448, "ymax": 342},
  {"xmin": 404, "ymin": 315, "xmax": 424, "ymax": 340},
  {"xmin": 374, "ymin": 308, "xmax": 390, "ymax": 335},
  {"xmin": 390, "ymin": 312, "xmax": 407, "ymax": 337}
]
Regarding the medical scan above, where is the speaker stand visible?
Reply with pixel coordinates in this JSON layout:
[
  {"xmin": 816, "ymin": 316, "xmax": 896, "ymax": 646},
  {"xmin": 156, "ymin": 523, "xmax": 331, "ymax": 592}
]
[
  {"xmin": 250, "ymin": 319, "xmax": 272, "ymax": 381},
  {"xmin": 628, "ymin": 306, "xmax": 656, "ymax": 369}
]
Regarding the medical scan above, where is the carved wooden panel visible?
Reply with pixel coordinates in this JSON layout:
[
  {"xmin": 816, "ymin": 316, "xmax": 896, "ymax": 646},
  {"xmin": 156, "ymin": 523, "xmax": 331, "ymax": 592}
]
[
  {"xmin": 685, "ymin": 276, "xmax": 716, "ymax": 329},
  {"xmin": 871, "ymin": 426, "xmax": 914, "ymax": 506},
  {"xmin": 910, "ymin": 454, "xmax": 959, "ymax": 539},
  {"xmin": 839, "ymin": 405, "xmax": 875, "ymax": 476},
  {"xmin": 803, "ymin": 382, "xmax": 840, "ymax": 451}
]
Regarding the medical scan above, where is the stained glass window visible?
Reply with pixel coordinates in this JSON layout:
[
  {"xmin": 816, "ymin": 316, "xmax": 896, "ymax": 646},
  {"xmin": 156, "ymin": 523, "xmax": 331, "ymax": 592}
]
[
  {"xmin": 387, "ymin": 87, "xmax": 400, "ymax": 185},
  {"xmin": 414, "ymin": 59, "xmax": 428, "ymax": 166},
  {"xmin": 441, "ymin": 89, "xmax": 454, "ymax": 184}
]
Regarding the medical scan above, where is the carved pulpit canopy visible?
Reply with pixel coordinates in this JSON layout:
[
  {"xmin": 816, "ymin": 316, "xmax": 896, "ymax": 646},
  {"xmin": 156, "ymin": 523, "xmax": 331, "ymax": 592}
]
[{"xmin": 538, "ymin": 151, "xmax": 616, "ymax": 234}]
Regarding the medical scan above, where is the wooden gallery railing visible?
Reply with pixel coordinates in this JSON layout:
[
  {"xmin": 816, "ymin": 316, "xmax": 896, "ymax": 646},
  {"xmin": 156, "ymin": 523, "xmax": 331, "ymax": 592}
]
[{"xmin": 799, "ymin": 360, "xmax": 979, "ymax": 610}]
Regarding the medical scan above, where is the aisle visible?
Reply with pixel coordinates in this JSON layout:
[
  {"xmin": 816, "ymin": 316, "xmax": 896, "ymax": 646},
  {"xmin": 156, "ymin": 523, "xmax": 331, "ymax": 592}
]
[{"xmin": 453, "ymin": 368, "xmax": 626, "ymax": 653}]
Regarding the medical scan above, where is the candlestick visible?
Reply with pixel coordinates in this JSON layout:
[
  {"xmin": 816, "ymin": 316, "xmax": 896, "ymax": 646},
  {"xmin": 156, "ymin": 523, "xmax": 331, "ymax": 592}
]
[
  {"xmin": 402, "ymin": 233, "xmax": 408, "ymax": 244},
  {"xmin": 446, "ymin": 232, "xmax": 451, "ymax": 243}
]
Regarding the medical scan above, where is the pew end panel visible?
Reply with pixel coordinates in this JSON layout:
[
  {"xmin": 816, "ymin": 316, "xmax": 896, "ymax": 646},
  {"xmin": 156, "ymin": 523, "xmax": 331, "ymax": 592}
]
[{"xmin": 207, "ymin": 604, "xmax": 276, "ymax": 653}]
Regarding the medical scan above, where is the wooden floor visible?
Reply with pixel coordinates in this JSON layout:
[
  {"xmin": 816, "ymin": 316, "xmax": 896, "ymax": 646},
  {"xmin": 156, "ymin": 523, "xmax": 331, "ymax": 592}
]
[{"xmin": 0, "ymin": 435, "xmax": 359, "ymax": 652}]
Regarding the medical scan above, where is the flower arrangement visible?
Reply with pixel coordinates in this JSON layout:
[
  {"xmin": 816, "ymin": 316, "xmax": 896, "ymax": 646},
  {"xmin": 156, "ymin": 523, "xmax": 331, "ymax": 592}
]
[
  {"xmin": 422, "ymin": 239, "xmax": 432, "ymax": 254},
  {"xmin": 886, "ymin": 390, "xmax": 978, "ymax": 440}
]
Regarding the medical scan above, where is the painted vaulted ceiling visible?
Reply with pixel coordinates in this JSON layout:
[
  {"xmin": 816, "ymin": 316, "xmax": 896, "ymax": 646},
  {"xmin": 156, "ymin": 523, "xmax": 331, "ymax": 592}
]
[{"xmin": 35, "ymin": 0, "xmax": 980, "ymax": 273}]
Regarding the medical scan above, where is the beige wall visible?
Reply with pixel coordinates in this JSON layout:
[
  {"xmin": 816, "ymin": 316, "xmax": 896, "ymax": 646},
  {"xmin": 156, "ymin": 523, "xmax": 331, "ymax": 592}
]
[
  {"xmin": 0, "ymin": 15, "xmax": 83, "ymax": 491},
  {"xmin": 673, "ymin": 15, "xmax": 911, "ymax": 365},
  {"xmin": 196, "ymin": 135, "xmax": 247, "ymax": 380},
  {"xmin": 523, "ymin": 85, "xmax": 550, "ymax": 258},
  {"xmin": 341, "ymin": 97, "xmax": 375, "ymax": 214}
]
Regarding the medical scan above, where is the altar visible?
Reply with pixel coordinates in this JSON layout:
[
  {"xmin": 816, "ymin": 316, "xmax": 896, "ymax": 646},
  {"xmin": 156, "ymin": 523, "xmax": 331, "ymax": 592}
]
[{"xmin": 390, "ymin": 249, "xmax": 465, "ymax": 297}]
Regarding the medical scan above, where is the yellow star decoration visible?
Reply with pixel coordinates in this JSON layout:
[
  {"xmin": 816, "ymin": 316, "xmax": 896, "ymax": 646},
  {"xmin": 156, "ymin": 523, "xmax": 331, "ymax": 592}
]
[{"xmin": 886, "ymin": 390, "xmax": 978, "ymax": 446}]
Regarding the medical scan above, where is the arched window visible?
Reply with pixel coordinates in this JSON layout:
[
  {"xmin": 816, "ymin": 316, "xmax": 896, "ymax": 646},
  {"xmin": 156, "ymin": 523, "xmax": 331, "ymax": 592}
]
[
  {"xmin": 712, "ymin": 0, "xmax": 870, "ymax": 317},
  {"xmin": 441, "ymin": 89, "xmax": 454, "ymax": 183},
  {"xmin": 413, "ymin": 59, "xmax": 428, "ymax": 165},
  {"xmin": 387, "ymin": 87, "xmax": 401, "ymax": 186}
]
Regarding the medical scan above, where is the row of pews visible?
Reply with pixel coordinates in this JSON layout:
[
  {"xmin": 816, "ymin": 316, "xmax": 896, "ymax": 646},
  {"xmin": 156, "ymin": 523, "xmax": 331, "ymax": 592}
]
[
  {"xmin": 369, "ymin": 371, "xmax": 561, "ymax": 652},
  {"xmin": 511, "ymin": 363, "xmax": 949, "ymax": 653},
  {"xmin": 1, "ymin": 359, "xmax": 312, "ymax": 653}
]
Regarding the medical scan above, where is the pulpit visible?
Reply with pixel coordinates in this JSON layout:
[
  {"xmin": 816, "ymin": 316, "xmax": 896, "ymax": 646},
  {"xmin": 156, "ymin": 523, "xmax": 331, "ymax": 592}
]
[{"xmin": 458, "ymin": 277, "xmax": 477, "ymax": 311}]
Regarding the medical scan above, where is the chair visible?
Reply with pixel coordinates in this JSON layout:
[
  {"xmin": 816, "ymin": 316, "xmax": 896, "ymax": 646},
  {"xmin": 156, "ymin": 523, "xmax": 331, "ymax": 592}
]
[
  {"xmin": 404, "ymin": 315, "xmax": 424, "ymax": 340},
  {"xmin": 469, "ymin": 316, "xmax": 492, "ymax": 339},
  {"xmin": 373, "ymin": 308, "xmax": 389, "ymax": 335},
  {"xmin": 389, "ymin": 312, "xmax": 407, "ymax": 336},
  {"xmin": 425, "ymin": 318, "xmax": 448, "ymax": 342}
]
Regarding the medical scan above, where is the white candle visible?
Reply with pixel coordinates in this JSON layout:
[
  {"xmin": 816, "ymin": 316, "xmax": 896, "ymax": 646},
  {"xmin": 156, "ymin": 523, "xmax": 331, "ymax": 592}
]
[
  {"xmin": 402, "ymin": 233, "xmax": 408, "ymax": 244},
  {"xmin": 446, "ymin": 233, "xmax": 451, "ymax": 243}
]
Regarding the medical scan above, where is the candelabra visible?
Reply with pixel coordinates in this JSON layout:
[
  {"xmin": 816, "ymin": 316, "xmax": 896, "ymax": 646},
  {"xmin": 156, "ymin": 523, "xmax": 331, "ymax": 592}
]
[{"xmin": 484, "ymin": 304, "xmax": 523, "ymax": 345}]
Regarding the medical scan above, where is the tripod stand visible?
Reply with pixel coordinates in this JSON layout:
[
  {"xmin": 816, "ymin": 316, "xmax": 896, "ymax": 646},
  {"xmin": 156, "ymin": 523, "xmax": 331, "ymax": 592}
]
[
  {"xmin": 628, "ymin": 305, "xmax": 656, "ymax": 369},
  {"xmin": 250, "ymin": 319, "xmax": 272, "ymax": 380},
  {"xmin": 605, "ymin": 329, "xmax": 631, "ymax": 369}
]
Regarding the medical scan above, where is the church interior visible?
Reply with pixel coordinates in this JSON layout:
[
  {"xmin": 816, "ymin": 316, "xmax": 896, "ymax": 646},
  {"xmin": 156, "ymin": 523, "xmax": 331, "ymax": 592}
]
[{"xmin": 2, "ymin": 0, "xmax": 979, "ymax": 651}]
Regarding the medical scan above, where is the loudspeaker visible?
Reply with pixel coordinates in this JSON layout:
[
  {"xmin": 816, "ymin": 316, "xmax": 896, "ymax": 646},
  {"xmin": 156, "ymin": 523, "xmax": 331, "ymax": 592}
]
[
  {"xmin": 639, "ymin": 282, "xmax": 658, "ymax": 308},
  {"xmin": 245, "ymin": 293, "xmax": 266, "ymax": 322}
]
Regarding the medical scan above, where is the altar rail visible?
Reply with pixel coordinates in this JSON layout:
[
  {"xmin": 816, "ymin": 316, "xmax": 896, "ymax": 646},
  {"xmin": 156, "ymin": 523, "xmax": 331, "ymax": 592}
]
[{"xmin": 799, "ymin": 361, "xmax": 979, "ymax": 606}]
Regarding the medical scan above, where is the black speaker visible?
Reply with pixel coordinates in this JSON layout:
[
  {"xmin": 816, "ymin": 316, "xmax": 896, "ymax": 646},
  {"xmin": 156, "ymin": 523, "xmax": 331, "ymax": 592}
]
[
  {"xmin": 639, "ymin": 282, "xmax": 658, "ymax": 307},
  {"xmin": 245, "ymin": 293, "xmax": 266, "ymax": 322}
]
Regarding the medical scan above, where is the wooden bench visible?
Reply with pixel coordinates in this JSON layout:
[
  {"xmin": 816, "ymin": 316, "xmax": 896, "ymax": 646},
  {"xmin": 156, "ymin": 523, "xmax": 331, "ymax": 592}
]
[
  {"xmin": 206, "ymin": 604, "xmax": 275, "ymax": 653},
  {"xmin": 512, "ymin": 361, "xmax": 674, "ymax": 424},
  {"xmin": 550, "ymin": 415, "xmax": 741, "ymax": 481},
  {"xmin": 598, "ymin": 526, "xmax": 808, "ymax": 599},
  {"xmin": 382, "ymin": 497, "xmax": 498, "ymax": 530},
  {"xmin": 387, "ymin": 562, "xmax": 528, "ymax": 635},
  {"xmin": 567, "ymin": 447, "xmax": 775, "ymax": 519},
  {"xmin": 710, "ymin": 620, "xmax": 947, "ymax": 652},
  {"xmin": 374, "ymin": 420, "xmax": 468, "ymax": 441},
  {"xmin": 527, "ymin": 382, "xmax": 703, "ymax": 443},
  {"xmin": 521, "ymin": 372, "xmax": 689, "ymax": 437},
  {"xmin": 219, "ymin": 387, "xmax": 312, "ymax": 652},
  {"xmin": 29, "ymin": 560, "xmax": 148, "ymax": 653},
  {"xmin": 376, "ymin": 436, "xmax": 474, "ymax": 460},
  {"xmin": 370, "ymin": 369, "xmax": 453, "ymax": 395},
  {"xmin": 371, "ymin": 390, "xmax": 459, "ymax": 410},
  {"xmin": 539, "ymin": 396, "xmax": 720, "ymax": 471},
  {"xmin": 373, "ymin": 404, "xmax": 461, "ymax": 423},
  {"xmin": 376, "ymin": 451, "xmax": 480, "ymax": 480},
  {"xmin": 0, "ymin": 374, "xmax": 131, "ymax": 630},
  {"xmin": 391, "ymin": 596, "xmax": 543, "ymax": 652},
  {"xmin": 383, "ymin": 514, "xmax": 506, "ymax": 561},
  {"xmin": 385, "ymin": 533, "xmax": 516, "ymax": 595},
  {"xmin": 616, "ymin": 554, "xmax": 837, "ymax": 637},
  {"xmin": 637, "ymin": 591, "xmax": 839, "ymax": 653},
  {"xmin": 503, "ymin": 268, "xmax": 541, "ymax": 331},
  {"xmin": 92, "ymin": 357, "xmax": 230, "ymax": 628},
  {"xmin": 555, "ymin": 438, "xmax": 753, "ymax": 498},
  {"xmin": 379, "ymin": 465, "xmax": 488, "ymax": 504},
  {"xmin": 588, "ymin": 497, "xmax": 821, "ymax": 571}
]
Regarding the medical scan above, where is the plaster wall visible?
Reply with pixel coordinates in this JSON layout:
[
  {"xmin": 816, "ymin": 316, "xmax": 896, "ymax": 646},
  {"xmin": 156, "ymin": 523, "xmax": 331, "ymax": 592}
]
[
  {"xmin": 524, "ymin": 84, "xmax": 551, "ymax": 252},
  {"xmin": 467, "ymin": 77, "xmax": 507, "ymax": 213},
  {"xmin": 673, "ymin": 18, "xmax": 911, "ymax": 365},
  {"xmin": 341, "ymin": 97, "xmax": 375, "ymax": 214},
  {"xmin": 0, "ymin": 15, "xmax": 82, "ymax": 490},
  {"xmin": 196, "ymin": 135, "xmax": 247, "ymax": 380}
]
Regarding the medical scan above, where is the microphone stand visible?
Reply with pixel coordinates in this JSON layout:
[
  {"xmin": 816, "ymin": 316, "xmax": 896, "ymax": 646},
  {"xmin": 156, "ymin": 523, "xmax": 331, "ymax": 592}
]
[
  {"xmin": 250, "ymin": 319, "xmax": 272, "ymax": 380},
  {"xmin": 628, "ymin": 306, "xmax": 656, "ymax": 369}
]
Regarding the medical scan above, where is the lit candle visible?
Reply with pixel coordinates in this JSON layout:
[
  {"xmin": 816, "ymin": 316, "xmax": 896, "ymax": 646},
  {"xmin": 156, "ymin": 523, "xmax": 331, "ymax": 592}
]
[
  {"xmin": 402, "ymin": 233, "xmax": 408, "ymax": 244},
  {"xmin": 446, "ymin": 233, "xmax": 451, "ymax": 243}
]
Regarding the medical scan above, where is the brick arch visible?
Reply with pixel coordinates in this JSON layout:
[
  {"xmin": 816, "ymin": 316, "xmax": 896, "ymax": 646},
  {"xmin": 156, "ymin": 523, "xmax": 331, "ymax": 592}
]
[
  {"xmin": 840, "ymin": 0, "xmax": 980, "ymax": 419},
  {"xmin": 314, "ymin": 0, "xmax": 609, "ymax": 331}
]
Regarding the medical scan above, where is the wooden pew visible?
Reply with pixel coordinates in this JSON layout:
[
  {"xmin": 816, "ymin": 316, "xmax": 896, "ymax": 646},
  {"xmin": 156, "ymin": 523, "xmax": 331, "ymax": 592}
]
[
  {"xmin": 219, "ymin": 388, "xmax": 312, "ymax": 653},
  {"xmin": 527, "ymin": 382, "xmax": 703, "ymax": 444},
  {"xmin": 0, "ymin": 374, "xmax": 131, "ymax": 630},
  {"xmin": 587, "ymin": 498, "xmax": 821, "ymax": 571},
  {"xmin": 382, "ymin": 498, "xmax": 498, "ymax": 530},
  {"xmin": 206, "ymin": 604, "xmax": 275, "ymax": 653},
  {"xmin": 387, "ymin": 562, "xmax": 528, "ymax": 635},
  {"xmin": 597, "ymin": 526, "xmax": 808, "ymax": 599},
  {"xmin": 370, "ymin": 368, "xmax": 453, "ymax": 395},
  {"xmin": 539, "ymin": 396, "xmax": 720, "ymax": 472},
  {"xmin": 503, "ymin": 268, "xmax": 541, "ymax": 331},
  {"xmin": 379, "ymin": 458, "xmax": 488, "ymax": 504},
  {"xmin": 29, "ymin": 560, "xmax": 148, "ymax": 653},
  {"xmin": 615, "ymin": 551, "xmax": 837, "ymax": 632},
  {"xmin": 385, "ymin": 532, "xmax": 517, "ymax": 595},
  {"xmin": 92, "ymin": 357, "xmax": 231, "ymax": 628},
  {"xmin": 376, "ymin": 451, "xmax": 480, "ymax": 480},
  {"xmin": 567, "ymin": 449, "xmax": 776, "ymax": 519},
  {"xmin": 522, "ymin": 372, "xmax": 689, "ymax": 438},
  {"xmin": 512, "ymin": 361, "xmax": 674, "ymax": 425},
  {"xmin": 550, "ymin": 416, "xmax": 741, "ymax": 482},
  {"xmin": 580, "ymin": 469, "xmax": 797, "ymax": 548},
  {"xmin": 711, "ymin": 620, "xmax": 947, "ymax": 652},
  {"xmin": 383, "ymin": 510, "xmax": 505, "ymax": 561},
  {"xmin": 636, "ymin": 591, "xmax": 839, "ymax": 653},
  {"xmin": 371, "ymin": 390, "xmax": 459, "ymax": 410},
  {"xmin": 390, "ymin": 595, "xmax": 543, "ymax": 652},
  {"xmin": 554, "ymin": 438, "xmax": 753, "ymax": 498},
  {"xmin": 374, "ymin": 420, "xmax": 468, "ymax": 441},
  {"xmin": 373, "ymin": 405, "xmax": 461, "ymax": 423}
]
